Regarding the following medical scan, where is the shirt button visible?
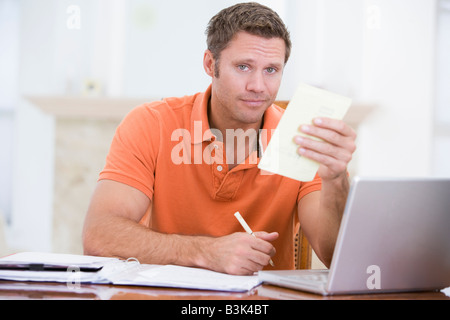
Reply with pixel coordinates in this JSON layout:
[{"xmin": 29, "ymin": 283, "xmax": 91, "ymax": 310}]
[{"xmin": 217, "ymin": 165, "xmax": 223, "ymax": 172}]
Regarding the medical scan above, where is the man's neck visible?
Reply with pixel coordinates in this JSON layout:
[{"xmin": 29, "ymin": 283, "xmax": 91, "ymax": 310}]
[{"xmin": 208, "ymin": 98, "xmax": 262, "ymax": 170}]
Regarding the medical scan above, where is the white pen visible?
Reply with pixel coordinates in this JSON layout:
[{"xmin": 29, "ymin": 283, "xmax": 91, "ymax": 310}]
[{"xmin": 234, "ymin": 211, "xmax": 275, "ymax": 267}]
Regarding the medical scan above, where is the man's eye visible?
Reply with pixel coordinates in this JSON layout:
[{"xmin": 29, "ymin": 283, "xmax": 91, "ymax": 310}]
[
  {"xmin": 238, "ymin": 65, "xmax": 249, "ymax": 71},
  {"xmin": 266, "ymin": 67, "xmax": 276, "ymax": 74}
]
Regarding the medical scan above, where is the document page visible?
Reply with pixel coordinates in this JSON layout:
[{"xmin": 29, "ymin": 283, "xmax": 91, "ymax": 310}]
[
  {"xmin": 0, "ymin": 252, "xmax": 261, "ymax": 292},
  {"xmin": 0, "ymin": 252, "xmax": 116, "ymax": 283},
  {"xmin": 0, "ymin": 252, "xmax": 115, "ymax": 267},
  {"xmin": 258, "ymin": 83, "xmax": 352, "ymax": 181},
  {"xmin": 117, "ymin": 264, "xmax": 261, "ymax": 292}
]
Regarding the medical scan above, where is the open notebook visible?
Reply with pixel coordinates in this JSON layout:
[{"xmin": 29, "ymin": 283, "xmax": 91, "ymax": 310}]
[{"xmin": 0, "ymin": 252, "xmax": 261, "ymax": 292}]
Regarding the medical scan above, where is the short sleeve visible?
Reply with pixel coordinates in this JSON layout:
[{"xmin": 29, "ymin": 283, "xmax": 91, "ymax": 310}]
[
  {"xmin": 297, "ymin": 173, "xmax": 322, "ymax": 203},
  {"xmin": 99, "ymin": 103, "xmax": 161, "ymax": 200}
]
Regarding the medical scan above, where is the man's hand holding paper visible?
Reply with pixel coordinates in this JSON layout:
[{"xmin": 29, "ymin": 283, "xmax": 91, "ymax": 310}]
[
  {"xmin": 294, "ymin": 116, "xmax": 356, "ymax": 182},
  {"xmin": 258, "ymin": 83, "xmax": 355, "ymax": 182}
]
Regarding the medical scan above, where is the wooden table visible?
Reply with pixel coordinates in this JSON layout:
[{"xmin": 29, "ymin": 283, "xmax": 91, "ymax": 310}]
[{"xmin": 0, "ymin": 281, "xmax": 448, "ymax": 300}]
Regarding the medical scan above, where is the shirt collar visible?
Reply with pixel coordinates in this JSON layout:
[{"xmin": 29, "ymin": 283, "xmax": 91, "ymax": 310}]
[{"xmin": 190, "ymin": 85, "xmax": 214, "ymax": 144}]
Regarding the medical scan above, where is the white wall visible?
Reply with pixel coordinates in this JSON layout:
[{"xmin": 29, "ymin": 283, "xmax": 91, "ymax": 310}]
[
  {"xmin": 9, "ymin": 0, "xmax": 57, "ymax": 252},
  {"xmin": 0, "ymin": 0, "xmax": 20, "ymax": 225},
  {"xmin": 433, "ymin": 0, "xmax": 450, "ymax": 176},
  {"xmin": 357, "ymin": 0, "xmax": 436, "ymax": 177},
  {"xmin": 0, "ymin": 112, "xmax": 14, "ymax": 224}
]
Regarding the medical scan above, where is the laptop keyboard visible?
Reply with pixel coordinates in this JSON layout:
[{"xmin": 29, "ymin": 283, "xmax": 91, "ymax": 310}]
[{"xmin": 287, "ymin": 271, "xmax": 329, "ymax": 284}]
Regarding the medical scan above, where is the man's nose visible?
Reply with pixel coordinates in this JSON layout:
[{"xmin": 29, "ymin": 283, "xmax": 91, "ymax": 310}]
[{"xmin": 246, "ymin": 72, "xmax": 265, "ymax": 93}]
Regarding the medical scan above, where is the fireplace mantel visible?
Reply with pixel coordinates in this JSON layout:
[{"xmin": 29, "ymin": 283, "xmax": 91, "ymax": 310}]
[
  {"xmin": 25, "ymin": 95, "xmax": 159, "ymax": 120},
  {"xmin": 26, "ymin": 95, "xmax": 375, "ymax": 126}
]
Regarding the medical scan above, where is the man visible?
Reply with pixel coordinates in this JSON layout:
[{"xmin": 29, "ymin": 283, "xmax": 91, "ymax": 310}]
[{"xmin": 83, "ymin": 2, "xmax": 356, "ymax": 275}]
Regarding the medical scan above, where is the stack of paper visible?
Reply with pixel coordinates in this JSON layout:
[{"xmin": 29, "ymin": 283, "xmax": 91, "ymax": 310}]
[{"xmin": 0, "ymin": 252, "xmax": 260, "ymax": 292}]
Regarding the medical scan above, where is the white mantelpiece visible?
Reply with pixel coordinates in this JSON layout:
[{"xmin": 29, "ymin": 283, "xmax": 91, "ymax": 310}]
[
  {"xmin": 27, "ymin": 95, "xmax": 374, "ymax": 125},
  {"xmin": 25, "ymin": 96, "xmax": 158, "ymax": 120}
]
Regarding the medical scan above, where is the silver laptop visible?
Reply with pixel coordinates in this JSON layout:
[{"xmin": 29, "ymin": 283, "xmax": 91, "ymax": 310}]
[{"xmin": 258, "ymin": 177, "xmax": 450, "ymax": 295}]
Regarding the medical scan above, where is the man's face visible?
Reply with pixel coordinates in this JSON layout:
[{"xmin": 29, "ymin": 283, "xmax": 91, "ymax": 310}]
[{"xmin": 205, "ymin": 31, "xmax": 286, "ymax": 129}]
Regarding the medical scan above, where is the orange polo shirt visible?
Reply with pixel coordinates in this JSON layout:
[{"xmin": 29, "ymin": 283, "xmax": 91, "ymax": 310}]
[{"xmin": 99, "ymin": 85, "xmax": 322, "ymax": 270}]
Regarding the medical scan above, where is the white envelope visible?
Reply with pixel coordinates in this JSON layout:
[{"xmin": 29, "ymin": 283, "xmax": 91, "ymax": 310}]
[{"xmin": 258, "ymin": 83, "xmax": 352, "ymax": 181}]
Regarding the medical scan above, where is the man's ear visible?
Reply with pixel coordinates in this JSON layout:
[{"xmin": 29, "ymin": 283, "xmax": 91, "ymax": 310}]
[{"xmin": 203, "ymin": 50, "xmax": 215, "ymax": 77}]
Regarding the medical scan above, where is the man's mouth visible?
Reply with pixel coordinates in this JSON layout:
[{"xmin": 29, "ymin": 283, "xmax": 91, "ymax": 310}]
[{"xmin": 240, "ymin": 99, "xmax": 267, "ymax": 107}]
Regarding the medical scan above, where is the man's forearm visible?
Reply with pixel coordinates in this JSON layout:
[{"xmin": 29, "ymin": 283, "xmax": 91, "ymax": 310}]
[
  {"xmin": 82, "ymin": 214, "xmax": 211, "ymax": 267},
  {"xmin": 316, "ymin": 173, "xmax": 350, "ymax": 266},
  {"xmin": 321, "ymin": 174, "xmax": 350, "ymax": 218}
]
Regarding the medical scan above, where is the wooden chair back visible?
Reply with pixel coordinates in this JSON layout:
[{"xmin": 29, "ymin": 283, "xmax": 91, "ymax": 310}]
[{"xmin": 274, "ymin": 101, "xmax": 312, "ymax": 269}]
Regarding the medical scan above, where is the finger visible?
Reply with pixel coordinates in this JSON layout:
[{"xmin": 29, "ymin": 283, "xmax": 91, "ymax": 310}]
[
  {"xmin": 236, "ymin": 233, "xmax": 275, "ymax": 264},
  {"xmin": 297, "ymin": 129, "xmax": 356, "ymax": 161},
  {"xmin": 313, "ymin": 118, "xmax": 356, "ymax": 139},
  {"xmin": 228, "ymin": 243, "xmax": 270, "ymax": 274},
  {"xmin": 299, "ymin": 125, "xmax": 344, "ymax": 147},
  {"xmin": 236, "ymin": 264, "xmax": 260, "ymax": 275},
  {"xmin": 228, "ymin": 264, "xmax": 258, "ymax": 275},
  {"xmin": 297, "ymin": 146, "xmax": 348, "ymax": 175},
  {"xmin": 223, "ymin": 246, "xmax": 266, "ymax": 275},
  {"xmin": 249, "ymin": 233, "xmax": 277, "ymax": 255},
  {"xmin": 247, "ymin": 250, "xmax": 274, "ymax": 269},
  {"xmin": 294, "ymin": 136, "xmax": 352, "ymax": 163},
  {"xmin": 298, "ymin": 119, "xmax": 356, "ymax": 148},
  {"xmin": 253, "ymin": 231, "xmax": 279, "ymax": 242}
]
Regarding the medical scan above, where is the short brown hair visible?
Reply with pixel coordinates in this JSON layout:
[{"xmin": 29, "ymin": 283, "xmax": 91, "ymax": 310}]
[{"xmin": 206, "ymin": 2, "xmax": 291, "ymax": 76}]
